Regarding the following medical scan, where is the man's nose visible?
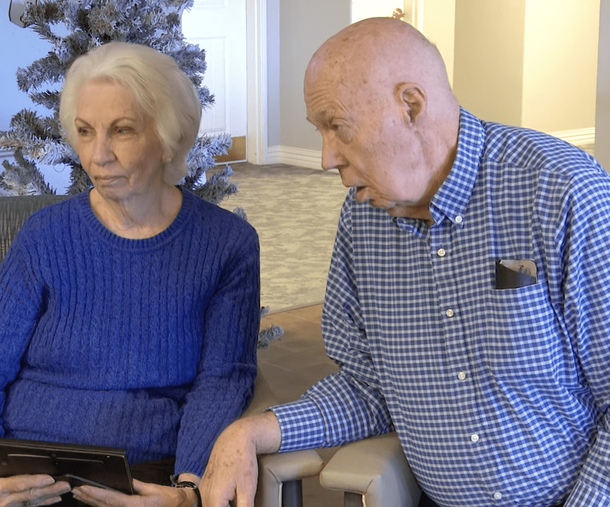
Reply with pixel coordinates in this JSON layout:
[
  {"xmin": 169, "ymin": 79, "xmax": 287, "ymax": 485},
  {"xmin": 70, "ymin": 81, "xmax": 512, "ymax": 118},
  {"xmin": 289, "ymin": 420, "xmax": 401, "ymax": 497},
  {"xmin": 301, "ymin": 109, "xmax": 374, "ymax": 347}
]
[
  {"xmin": 92, "ymin": 134, "xmax": 115, "ymax": 166},
  {"xmin": 321, "ymin": 135, "xmax": 347, "ymax": 171}
]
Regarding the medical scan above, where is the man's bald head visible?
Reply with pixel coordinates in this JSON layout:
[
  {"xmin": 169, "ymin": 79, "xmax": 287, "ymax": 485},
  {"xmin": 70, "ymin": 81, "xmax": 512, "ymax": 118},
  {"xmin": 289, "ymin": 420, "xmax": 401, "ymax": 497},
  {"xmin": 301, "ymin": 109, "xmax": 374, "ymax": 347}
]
[
  {"xmin": 304, "ymin": 18, "xmax": 460, "ymax": 221},
  {"xmin": 305, "ymin": 18, "xmax": 456, "ymax": 123}
]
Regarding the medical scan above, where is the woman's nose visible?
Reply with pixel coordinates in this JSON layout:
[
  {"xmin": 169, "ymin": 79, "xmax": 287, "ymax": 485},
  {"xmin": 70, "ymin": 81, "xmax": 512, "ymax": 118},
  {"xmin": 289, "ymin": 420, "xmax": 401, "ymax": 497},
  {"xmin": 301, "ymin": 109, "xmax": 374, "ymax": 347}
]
[{"xmin": 92, "ymin": 134, "xmax": 115, "ymax": 166}]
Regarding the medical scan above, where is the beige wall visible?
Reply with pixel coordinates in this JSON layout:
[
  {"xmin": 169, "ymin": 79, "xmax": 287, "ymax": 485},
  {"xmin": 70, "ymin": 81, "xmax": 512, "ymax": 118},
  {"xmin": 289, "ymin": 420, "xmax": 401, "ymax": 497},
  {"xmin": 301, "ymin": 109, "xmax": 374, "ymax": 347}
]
[
  {"xmin": 596, "ymin": 0, "xmax": 610, "ymax": 171},
  {"xmin": 278, "ymin": 0, "xmax": 351, "ymax": 152},
  {"xmin": 522, "ymin": 0, "xmax": 600, "ymax": 132},
  {"xmin": 271, "ymin": 0, "xmax": 601, "ymax": 159},
  {"xmin": 452, "ymin": 0, "xmax": 526, "ymax": 126},
  {"xmin": 421, "ymin": 0, "xmax": 456, "ymax": 85}
]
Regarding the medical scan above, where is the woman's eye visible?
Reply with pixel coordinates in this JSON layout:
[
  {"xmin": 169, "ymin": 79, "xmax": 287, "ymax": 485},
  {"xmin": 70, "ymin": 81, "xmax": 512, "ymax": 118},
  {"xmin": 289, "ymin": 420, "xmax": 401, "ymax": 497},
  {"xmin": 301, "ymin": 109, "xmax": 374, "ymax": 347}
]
[{"xmin": 77, "ymin": 127, "xmax": 92, "ymax": 137}]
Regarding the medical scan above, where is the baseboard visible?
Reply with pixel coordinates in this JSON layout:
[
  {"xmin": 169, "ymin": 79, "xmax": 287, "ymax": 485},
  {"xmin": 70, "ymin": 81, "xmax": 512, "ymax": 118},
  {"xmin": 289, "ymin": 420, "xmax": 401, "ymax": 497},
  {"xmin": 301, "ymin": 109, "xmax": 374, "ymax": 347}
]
[
  {"xmin": 266, "ymin": 145, "xmax": 322, "ymax": 170},
  {"xmin": 548, "ymin": 127, "xmax": 595, "ymax": 147}
]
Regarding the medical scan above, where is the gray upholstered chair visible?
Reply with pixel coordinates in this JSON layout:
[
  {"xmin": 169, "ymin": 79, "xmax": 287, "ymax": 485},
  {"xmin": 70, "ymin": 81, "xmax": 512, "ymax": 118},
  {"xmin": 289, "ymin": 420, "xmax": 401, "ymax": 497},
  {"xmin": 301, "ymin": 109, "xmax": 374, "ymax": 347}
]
[
  {"xmin": 0, "ymin": 195, "xmax": 67, "ymax": 262},
  {"xmin": 319, "ymin": 431, "xmax": 422, "ymax": 507},
  {"xmin": 0, "ymin": 194, "xmax": 324, "ymax": 507}
]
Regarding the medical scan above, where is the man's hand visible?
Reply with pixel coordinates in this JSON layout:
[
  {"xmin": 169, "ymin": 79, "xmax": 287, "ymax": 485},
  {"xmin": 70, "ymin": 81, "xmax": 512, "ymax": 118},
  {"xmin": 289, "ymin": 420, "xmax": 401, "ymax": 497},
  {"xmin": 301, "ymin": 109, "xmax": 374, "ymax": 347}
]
[
  {"xmin": 199, "ymin": 412, "xmax": 282, "ymax": 507},
  {"xmin": 0, "ymin": 475, "xmax": 71, "ymax": 507},
  {"xmin": 71, "ymin": 479, "xmax": 195, "ymax": 507}
]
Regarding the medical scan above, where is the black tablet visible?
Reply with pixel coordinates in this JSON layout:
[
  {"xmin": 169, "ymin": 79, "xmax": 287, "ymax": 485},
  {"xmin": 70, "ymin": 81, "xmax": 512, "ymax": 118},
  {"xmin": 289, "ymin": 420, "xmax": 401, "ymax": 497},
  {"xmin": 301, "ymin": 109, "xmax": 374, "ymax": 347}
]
[{"xmin": 0, "ymin": 438, "xmax": 133, "ymax": 494}]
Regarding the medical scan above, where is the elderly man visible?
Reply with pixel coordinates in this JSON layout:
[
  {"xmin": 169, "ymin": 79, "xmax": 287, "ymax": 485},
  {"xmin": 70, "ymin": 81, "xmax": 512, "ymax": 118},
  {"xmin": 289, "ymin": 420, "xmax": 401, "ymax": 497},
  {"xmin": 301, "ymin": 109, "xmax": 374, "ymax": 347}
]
[{"xmin": 200, "ymin": 17, "xmax": 610, "ymax": 507}]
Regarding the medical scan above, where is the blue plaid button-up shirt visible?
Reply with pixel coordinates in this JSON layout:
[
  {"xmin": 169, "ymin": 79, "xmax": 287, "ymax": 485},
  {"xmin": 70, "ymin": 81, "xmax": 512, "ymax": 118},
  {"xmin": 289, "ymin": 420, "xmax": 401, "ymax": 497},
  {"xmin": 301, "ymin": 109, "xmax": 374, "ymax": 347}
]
[{"xmin": 272, "ymin": 109, "xmax": 610, "ymax": 506}]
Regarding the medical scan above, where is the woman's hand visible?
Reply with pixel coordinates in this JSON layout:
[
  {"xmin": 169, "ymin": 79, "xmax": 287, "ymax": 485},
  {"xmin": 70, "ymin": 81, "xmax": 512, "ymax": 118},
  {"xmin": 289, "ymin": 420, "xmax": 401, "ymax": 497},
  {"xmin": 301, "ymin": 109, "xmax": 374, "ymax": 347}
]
[
  {"xmin": 0, "ymin": 475, "xmax": 71, "ymax": 507},
  {"xmin": 71, "ymin": 479, "xmax": 196, "ymax": 507}
]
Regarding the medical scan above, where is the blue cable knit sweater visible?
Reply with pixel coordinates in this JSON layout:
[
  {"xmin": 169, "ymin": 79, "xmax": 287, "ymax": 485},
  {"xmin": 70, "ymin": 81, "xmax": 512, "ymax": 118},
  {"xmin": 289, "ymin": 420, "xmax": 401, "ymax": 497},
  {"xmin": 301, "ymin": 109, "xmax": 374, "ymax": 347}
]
[{"xmin": 0, "ymin": 189, "xmax": 260, "ymax": 477}]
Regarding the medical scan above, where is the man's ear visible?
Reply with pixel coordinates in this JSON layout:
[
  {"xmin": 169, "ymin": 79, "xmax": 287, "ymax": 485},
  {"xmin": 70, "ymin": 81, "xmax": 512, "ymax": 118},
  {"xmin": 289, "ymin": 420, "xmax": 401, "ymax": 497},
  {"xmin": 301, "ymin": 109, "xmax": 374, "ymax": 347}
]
[{"xmin": 394, "ymin": 83, "xmax": 426, "ymax": 125}]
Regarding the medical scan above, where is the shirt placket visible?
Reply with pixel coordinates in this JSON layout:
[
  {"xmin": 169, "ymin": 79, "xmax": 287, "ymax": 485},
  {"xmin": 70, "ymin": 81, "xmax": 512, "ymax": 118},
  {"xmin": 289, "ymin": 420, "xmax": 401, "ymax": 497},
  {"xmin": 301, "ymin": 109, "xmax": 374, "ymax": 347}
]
[{"xmin": 429, "ymin": 216, "xmax": 498, "ymax": 503}]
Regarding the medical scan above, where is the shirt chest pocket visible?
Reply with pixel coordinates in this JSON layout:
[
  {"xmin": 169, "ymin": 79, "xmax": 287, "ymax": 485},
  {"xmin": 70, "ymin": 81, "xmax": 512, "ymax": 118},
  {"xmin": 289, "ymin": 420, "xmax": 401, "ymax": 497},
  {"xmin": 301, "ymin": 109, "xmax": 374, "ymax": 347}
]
[{"xmin": 480, "ymin": 283, "xmax": 562, "ymax": 379}]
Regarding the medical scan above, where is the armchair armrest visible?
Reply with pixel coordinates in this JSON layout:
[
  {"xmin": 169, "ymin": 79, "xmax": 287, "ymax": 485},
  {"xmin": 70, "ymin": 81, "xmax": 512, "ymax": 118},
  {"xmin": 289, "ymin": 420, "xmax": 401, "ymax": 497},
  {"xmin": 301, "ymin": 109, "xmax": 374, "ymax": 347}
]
[
  {"xmin": 256, "ymin": 450, "xmax": 324, "ymax": 507},
  {"xmin": 247, "ymin": 372, "xmax": 324, "ymax": 507},
  {"xmin": 319, "ymin": 432, "xmax": 421, "ymax": 507}
]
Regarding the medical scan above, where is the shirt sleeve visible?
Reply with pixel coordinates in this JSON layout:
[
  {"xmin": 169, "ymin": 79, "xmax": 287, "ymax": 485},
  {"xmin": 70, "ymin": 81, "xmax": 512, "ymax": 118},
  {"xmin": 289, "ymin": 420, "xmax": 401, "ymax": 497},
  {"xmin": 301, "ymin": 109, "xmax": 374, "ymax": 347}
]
[
  {"xmin": 553, "ymin": 167, "xmax": 610, "ymax": 505},
  {"xmin": 273, "ymin": 196, "xmax": 393, "ymax": 453},
  {"xmin": 174, "ymin": 222, "xmax": 260, "ymax": 476},
  {"xmin": 0, "ymin": 232, "xmax": 46, "ymax": 435}
]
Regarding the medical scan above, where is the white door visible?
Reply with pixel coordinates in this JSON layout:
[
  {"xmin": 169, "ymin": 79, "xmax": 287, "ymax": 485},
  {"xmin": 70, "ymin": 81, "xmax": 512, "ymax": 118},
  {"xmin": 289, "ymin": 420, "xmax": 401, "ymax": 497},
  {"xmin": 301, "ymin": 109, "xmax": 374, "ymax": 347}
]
[
  {"xmin": 182, "ymin": 0, "xmax": 248, "ymax": 162},
  {"xmin": 351, "ymin": 0, "xmax": 423, "ymax": 28}
]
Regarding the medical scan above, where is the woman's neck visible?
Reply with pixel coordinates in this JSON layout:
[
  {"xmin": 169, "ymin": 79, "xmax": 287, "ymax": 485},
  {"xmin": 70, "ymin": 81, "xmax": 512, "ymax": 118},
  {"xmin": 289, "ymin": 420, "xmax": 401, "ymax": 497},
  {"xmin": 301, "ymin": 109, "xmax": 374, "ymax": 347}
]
[{"xmin": 88, "ymin": 185, "xmax": 183, "ymax": 239}]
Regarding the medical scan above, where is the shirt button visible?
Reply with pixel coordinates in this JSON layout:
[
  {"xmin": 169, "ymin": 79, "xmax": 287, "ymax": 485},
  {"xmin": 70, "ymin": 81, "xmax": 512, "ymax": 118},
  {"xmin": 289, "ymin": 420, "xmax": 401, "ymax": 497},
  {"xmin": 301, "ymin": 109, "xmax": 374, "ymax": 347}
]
[
  {"xmin": 457, "ymin": 371, "xmax": 466, "ymax": 381},
  {"xmin": 493, "ymin": 492, "xmax": 503, "ymax": 500},
  {"xmin": 470, "ymin": 433, "xmax": 479, "ymax": 443},
  {"xmin": 445, "ymin": 309, "xmax": 454, "ymax": 318},
  {"xmin": 437, "ymin": 248, "xmax": 446, "ymax": 257},
  {"xmin": 455, "ymin": 215, "xmax": 463, "ymax": 224}
]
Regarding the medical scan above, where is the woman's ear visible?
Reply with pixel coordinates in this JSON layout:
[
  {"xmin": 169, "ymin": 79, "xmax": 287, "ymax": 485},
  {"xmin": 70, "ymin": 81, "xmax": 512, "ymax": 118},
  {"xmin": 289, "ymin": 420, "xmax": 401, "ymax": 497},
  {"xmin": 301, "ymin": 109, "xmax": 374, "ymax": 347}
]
[
  {"xmin": 394, "ymin": 82, "xmax": 426, "ymax": 125},
  {"xmin": 162, "ymin": 150, "xmax": 173, "ymax": 164}
]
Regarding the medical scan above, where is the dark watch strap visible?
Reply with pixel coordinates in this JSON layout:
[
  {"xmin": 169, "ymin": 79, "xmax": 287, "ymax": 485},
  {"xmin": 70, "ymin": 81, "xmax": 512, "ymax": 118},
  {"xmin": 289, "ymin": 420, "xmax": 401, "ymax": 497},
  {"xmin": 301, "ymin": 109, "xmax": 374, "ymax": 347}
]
[{"xmin": 170, "ymin": 476, "xmax": 202, "ymax": 507}]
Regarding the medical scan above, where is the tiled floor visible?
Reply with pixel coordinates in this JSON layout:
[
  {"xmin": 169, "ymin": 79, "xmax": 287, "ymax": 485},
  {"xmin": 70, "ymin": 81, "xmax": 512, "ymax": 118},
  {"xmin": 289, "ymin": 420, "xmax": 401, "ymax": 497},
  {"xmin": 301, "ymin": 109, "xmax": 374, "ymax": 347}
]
[{"xmin": 259, "ymin": 304, "xmax": 344, "ymax": 506}]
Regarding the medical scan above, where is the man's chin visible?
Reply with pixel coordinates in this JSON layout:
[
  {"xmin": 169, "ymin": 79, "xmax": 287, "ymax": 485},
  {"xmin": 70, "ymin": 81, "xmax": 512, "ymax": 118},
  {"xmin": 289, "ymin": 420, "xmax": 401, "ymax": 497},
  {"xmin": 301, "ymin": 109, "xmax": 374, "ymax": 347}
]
[{"xmin": 385, "ymin": 205, "xmax": 410, "ymax": 217}]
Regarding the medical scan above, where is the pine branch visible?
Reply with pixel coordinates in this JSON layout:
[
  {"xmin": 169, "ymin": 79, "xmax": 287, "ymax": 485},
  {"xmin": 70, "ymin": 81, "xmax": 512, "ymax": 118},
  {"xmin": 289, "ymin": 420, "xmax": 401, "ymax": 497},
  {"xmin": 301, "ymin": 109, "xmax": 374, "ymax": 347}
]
[
  {"xmin": 257, "ymin": 307, "xmax": 284, "ymax": 349},
  {"xmin": 0, "ymin": 150, "xmax": 56, "ymax": 195},
  {"xmin": 192, "ymin": 166, "xmax": 238, "ymax": 204},
  {"xmin": 66, "ymin": 163, "xmax": 92, "ymax": 195},
  {"xmin": 29, "ymin": 90, "xmax": 61, "ymax": 110},
  {"xmin": 17, "ymin": 53, "xmax": 66, "ymax": 93}
]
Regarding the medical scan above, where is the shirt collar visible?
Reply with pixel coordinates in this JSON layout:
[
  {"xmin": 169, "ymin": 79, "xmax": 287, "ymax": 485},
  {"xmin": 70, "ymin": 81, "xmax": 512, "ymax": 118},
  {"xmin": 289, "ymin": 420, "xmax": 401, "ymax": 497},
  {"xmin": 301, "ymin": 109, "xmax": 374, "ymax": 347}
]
[{"xmin": 429, "ymin": 108, "xmax": 485, "ymax": 227}]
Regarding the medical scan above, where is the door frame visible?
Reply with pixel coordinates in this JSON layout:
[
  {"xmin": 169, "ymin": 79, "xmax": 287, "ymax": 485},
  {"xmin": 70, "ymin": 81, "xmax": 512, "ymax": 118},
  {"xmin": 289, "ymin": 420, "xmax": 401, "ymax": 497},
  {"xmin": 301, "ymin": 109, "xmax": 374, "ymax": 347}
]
[{"xmin": 246, "ymin": 0, "xmax": 268, "ymax": 164}]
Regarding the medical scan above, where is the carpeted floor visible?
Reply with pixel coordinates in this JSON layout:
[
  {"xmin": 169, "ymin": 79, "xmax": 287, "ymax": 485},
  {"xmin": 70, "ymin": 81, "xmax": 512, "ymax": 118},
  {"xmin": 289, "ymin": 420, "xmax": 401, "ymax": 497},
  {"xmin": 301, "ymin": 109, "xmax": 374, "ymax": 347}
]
[{"xmin": 217, "ymin": 162, "xmax": 348, "ymax": 313}]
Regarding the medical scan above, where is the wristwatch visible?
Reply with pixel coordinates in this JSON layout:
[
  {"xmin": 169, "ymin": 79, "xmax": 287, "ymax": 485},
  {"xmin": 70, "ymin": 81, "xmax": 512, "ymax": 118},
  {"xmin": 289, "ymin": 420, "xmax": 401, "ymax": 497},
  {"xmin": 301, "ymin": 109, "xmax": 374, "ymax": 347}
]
[{"xmin": 170, "ymin": 475, "xmax": 202, "ymax": 507}]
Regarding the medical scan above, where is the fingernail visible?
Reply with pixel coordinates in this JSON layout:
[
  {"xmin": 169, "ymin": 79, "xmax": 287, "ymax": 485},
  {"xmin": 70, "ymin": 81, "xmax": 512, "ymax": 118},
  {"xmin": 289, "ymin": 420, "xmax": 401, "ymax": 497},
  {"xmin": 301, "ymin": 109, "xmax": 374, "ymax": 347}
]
[{"xmin": 39, "ymin": 476, "xmax": 56, "ymax": 486}]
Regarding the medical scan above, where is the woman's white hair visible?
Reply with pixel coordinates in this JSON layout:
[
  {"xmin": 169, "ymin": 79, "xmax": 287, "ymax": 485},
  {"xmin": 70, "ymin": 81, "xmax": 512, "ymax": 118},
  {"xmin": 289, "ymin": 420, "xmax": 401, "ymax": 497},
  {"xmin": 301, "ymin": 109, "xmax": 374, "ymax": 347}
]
[{"xmin": 59, "ymin": 41, "xmax": 201, "ymax": 185}]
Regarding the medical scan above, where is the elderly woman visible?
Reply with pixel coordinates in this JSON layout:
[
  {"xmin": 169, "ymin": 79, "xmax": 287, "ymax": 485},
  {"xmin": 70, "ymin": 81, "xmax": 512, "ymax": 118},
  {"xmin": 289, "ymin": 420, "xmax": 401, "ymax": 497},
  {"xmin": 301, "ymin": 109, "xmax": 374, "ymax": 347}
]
[{"xmin": 0, "ymin": 42, "xmax": 259, "ymax": 507}]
